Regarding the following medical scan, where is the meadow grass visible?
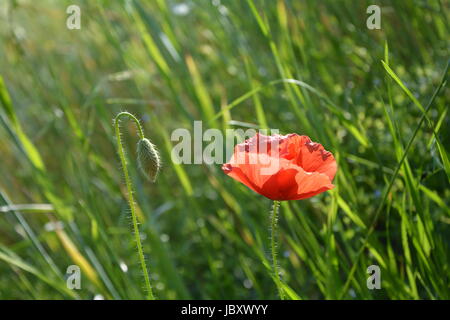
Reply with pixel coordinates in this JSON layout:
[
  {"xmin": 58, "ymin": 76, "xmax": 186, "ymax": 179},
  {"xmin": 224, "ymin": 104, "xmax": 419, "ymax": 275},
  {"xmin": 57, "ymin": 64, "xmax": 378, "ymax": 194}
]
[{"xmin": 0, "ymin": 0, "xmax": 448, "ymax": 299}]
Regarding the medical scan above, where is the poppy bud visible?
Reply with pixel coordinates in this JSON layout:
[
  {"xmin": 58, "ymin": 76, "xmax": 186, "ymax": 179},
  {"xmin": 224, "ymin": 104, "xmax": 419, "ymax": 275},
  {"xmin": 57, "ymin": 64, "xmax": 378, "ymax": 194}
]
[{"xmin": 137, "ymin": 138, "xmax": 160, "ymax": 182}]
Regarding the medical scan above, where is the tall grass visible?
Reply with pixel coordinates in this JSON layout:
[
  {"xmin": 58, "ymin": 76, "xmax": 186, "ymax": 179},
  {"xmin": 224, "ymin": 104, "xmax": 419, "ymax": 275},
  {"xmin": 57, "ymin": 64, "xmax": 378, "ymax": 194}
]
[{"xmin": 0, "ymin": 0, "xmax": 448, "ymax": 299}]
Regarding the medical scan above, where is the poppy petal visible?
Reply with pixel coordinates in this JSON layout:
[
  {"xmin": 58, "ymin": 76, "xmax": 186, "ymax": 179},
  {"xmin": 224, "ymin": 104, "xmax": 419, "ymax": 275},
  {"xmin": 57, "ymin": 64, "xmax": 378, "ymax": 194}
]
[
  {"xmin": 222, "ymin": 163, "xmax": 263, "ymax": 195},
  {"xmin": 259, "ymin": 166, "xmax": 300, "ymax": 200},
  {"xmin": 293, "ymin": 167, "xmax": 334, "ymax": 200},
  {"xmin": 222, "ymin": 133, "xmax": 337, "ymax": 201},
  {"xmin": 278, "ymin": 134, "xmax": 337, "ymax": 181}
]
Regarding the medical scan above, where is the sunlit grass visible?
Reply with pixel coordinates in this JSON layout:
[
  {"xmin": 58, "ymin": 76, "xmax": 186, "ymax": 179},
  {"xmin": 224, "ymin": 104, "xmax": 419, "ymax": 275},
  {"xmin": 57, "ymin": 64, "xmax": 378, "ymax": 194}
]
[{"xmin": 0, "ymin": 0, "xmax": 448, "ymax": 299}]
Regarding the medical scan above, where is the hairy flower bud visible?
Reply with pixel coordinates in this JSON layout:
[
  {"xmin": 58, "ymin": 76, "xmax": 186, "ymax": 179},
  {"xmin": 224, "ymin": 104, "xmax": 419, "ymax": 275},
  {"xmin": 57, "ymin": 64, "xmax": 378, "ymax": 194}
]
[{"xmin": 137, "ymin": 138, "xmax": 160, "ymax": 182}]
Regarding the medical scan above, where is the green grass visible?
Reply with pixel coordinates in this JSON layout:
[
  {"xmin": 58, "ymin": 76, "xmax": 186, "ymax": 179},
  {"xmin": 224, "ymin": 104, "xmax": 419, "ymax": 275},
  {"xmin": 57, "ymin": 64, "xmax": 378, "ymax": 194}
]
[{"xmin": 0, "ymin": 0, "xmax": 449, "ymax": 299}]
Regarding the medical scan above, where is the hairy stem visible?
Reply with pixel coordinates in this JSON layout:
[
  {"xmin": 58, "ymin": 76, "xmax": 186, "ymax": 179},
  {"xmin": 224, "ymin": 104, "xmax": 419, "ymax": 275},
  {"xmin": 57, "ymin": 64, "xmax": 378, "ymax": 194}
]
[
  {"xmin": 271, "ymin": 200, "xmax": 284, "ymax": 299},
  {"xmin": 114, "ymin": 112, "xmax": 154, "ymax": 300}
]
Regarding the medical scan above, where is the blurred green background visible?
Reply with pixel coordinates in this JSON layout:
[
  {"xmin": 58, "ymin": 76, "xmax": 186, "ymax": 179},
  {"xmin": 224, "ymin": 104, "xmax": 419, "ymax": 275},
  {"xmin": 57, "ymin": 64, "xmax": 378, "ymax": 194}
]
[{"xmin": 0, "ymin": 0, "xmax": 449, "ymax": 299}]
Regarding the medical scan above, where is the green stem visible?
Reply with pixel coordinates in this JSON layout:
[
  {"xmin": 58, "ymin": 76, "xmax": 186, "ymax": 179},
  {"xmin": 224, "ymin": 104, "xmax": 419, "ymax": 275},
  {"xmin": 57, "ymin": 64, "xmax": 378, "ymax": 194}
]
[
  {"xmin": 114, "ymin": 112, "xmax": 154, "ymax": 300},
  {"xmin": 271, "ymin": 200, "xmax": 285, "ymax": 299}
]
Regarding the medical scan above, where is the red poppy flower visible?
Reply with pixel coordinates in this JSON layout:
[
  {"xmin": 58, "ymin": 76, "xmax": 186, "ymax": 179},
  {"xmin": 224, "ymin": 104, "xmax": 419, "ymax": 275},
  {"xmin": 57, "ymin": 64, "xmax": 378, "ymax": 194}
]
[{"xmin": 222, "ymin": 133, "xmax": 337, "ymax": 201}]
